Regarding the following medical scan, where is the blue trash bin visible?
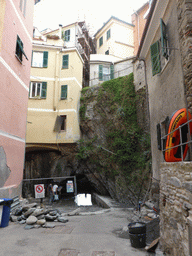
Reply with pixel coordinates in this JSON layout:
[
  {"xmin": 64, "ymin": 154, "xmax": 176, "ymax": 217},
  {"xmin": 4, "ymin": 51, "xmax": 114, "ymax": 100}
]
[{"xmin": 0, "ymin": 198, "xmax": 13, "ymax": 228}]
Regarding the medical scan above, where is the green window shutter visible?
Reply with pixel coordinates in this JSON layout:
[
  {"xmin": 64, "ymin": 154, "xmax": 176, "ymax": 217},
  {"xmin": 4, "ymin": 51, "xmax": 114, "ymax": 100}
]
[
  {"xmin": 107, "ymin": 29, "xmax": 111, "ymax": 40},
  {"xmin": 150, "ymin": 41, "xmax": 161, "ymax": 76},
  {"xmin": 61, "ymin": 85, "xmax": 67, "ymax": 99},
  {"xmin": 28, "ymin": 82, "xmax": 31, "ymax": 98},
  {"xmin": 43, "ymin": 51, "xmax": 48, "ymax": 68},
  {"xmin": 160, "ymin": 18, "xmax": 168, "ymax": 60},
  {"xmin": 99, "ymin": 37, "xmax": 103, "ymax": 47},
  {"xmin": 41, "ymin": 82, "xmax": 47, "ymax": 98},
  {"xmin": 65, "ymin": 30, "xmax": 70, "ymax": 41},
  {"xmin": 99, "ymin": 65, "xmax": 103, "ymax": 81},
  {"xmin": 110, "ymin": 65, "xmax": 114, "ymax": 80},
  {"xmin": 62, "ymin": 54, "xmax": 69, "ymax": 69}
]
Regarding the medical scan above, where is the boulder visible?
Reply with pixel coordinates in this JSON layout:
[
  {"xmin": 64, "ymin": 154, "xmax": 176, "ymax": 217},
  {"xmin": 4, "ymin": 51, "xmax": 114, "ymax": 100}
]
[
  {"xmin": 33, "ymin": 224, "xmax": 41, "ymax": 229},
  {"xmin": 26, "ymin": 215, "xmax": 37, "ymax": 225},
  {"xmin": 24, "ymin": 224, "xmax": 34, "ymax": 230},
  {"xmin": 67, "ymin": 208, "xmax": 80, "ymax": 216},
  {"xmin": 57, "ymin": 217, "xmax": 68, "ymax": 223},
  {"xmin": 22, "ymin": 203, "xmax": 37, "ymax": 212},
  {"xmin": 19, "ymin": 220, "xmax": 26, "ymax": 224},
  {"xmin": 10, "ymin": 215, "xmax": 18, "ymax": 222},
  {"xmin": 14, "ymin": 207, "xmax": 23, "ymax": 216},
  {"xmin": 32, "ymin": 208, "xmax": 45, "ymax": 217},
  {"xmin": 36, "ymin": 219, "xmax": 46, "ymax": 225},
  {"xmin": 24, "ymin": 208, "xmax": 36, "ymax": 218},
  {"xmin": 49, "ymin": 210, "xmax": 58, "ymax": 216},
  {"xmin": 36, "ymin": 214, "xmax": 45, "ymax": 220},
  {"xmin": 43, "ymin": 223, "xmax": 55, "ymax": 228},
  {"xmin": 45, "ymin": 214, "xmax": 57, "ymax": 221}
]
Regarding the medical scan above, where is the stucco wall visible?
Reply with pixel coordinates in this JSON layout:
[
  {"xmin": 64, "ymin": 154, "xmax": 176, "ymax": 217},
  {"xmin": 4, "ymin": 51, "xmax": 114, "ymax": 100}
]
[
  {"xmin": 145, "ymin": 1, "xmax": 186, "ymax": 180},
  {"xmin": 26, "ymin": 45, "xmax": 83, "ymax": 145},
  {"xmin": 0, "ymin": 0, "xmax": 33, "ymax": 196},
  {"xmin": 96, "ymin": 19, "xmax": 134, "ymax": 59},
  {"xmin": 132, "ymin": 3, "xmax": 149, "ymax": 56}
]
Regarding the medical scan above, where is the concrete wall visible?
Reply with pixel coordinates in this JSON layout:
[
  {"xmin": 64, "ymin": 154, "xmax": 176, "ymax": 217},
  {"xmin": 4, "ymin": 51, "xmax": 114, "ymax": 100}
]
[{"xmin": 160, "ymin": 162, "xmax": 192, "ymax": 256}]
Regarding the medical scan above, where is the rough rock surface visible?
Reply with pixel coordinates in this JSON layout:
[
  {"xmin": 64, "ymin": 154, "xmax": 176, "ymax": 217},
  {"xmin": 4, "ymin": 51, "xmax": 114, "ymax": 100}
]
[{"xmin": 23, "ymin": 75, "xmax": 151, "ymax": 207}]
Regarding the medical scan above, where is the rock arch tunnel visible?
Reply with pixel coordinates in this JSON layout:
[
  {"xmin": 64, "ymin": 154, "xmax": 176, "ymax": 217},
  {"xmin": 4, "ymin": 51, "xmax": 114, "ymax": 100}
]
[{"xmin": 23, "ymin": 146, "xmax": 109, "ymax": 199}]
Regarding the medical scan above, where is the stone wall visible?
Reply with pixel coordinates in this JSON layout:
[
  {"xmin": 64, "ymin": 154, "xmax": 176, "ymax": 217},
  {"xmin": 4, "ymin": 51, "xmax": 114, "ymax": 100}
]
[
  {"xmin": 160, "ymin": 162, "xmax": 192, "ymax": 256},
  {"xmin": 177, "ymin": 0, "xmax": 192, "ymax": 114}
]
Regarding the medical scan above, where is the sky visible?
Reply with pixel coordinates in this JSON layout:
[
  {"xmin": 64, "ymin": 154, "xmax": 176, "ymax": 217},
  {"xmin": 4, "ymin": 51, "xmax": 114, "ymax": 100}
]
[{"xmin": 33, "ymin": 0, "xmax": 148, "ymax": 35}]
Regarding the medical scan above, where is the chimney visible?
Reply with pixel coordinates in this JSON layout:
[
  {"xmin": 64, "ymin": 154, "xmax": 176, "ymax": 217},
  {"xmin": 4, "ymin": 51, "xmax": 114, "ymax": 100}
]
[{"xmin": 59, "ymin": 24, "xmax": 62, "ymax": 39}]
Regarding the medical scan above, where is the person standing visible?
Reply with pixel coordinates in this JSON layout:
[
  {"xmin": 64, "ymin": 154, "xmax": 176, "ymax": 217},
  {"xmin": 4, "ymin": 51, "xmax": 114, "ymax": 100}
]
[
  {"xmin": 48, "ymin": 183, "xmax": 53, "ymax": 205},
  {"xmin": 53, "ymin": 183, "xmax": 58, "ymax": 201}
]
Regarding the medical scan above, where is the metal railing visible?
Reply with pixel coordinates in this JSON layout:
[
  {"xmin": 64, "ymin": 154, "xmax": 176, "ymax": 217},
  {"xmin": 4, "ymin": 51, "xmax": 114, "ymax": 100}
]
[
  {"xmin": 89, "ymin": 65, "xmax": 133, "ymax": 87},
  {"xmin": 161, "ymin": 119, "xmax": 192, "ymax": 161}
]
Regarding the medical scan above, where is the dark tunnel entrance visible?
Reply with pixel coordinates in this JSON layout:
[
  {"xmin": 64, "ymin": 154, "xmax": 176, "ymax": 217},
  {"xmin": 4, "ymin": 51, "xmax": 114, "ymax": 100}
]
[{"xmin": 56, "ymin": 174, "xmax": 98, "ymax": 199}]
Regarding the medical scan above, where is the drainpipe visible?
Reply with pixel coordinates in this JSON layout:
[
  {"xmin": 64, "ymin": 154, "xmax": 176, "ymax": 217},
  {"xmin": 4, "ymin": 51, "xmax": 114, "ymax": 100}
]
[
  {"xmin": 138, "ymin": 58, "xmax": 150, "ymax": 130},
  {"xmin": 59, "ymin": 24, "xmax": 62, "ymax": 39},
  {"xmin": 54, "ymin": 51, "xmax": 59, "ymax": 111}
]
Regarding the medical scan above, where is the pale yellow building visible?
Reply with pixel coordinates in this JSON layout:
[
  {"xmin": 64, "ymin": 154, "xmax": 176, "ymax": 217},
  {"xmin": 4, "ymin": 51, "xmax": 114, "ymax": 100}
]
[
  {"xmin": 26, "ymin": 25, "xmax": 84, "ymax": 151},
  {"xmin": 94, "ymin": 16, "xmax": 134, "ymax": 59}
]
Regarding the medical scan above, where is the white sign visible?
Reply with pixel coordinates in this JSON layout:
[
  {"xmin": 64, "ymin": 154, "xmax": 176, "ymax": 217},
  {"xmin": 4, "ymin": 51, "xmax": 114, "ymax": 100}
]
[
  {"xmin": 66, "ymin": 180, "xmax": 74, "ymax": 193},
  {"xmin": 34, "ymin": 184, "xmax": 45, "ymax": 199}
]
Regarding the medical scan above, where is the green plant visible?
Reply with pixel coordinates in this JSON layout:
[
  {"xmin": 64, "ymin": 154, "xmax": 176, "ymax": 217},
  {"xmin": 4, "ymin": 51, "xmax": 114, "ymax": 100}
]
[{"xmin": 77, "ymin": 73, "xmax": 151, "ymax": 203}]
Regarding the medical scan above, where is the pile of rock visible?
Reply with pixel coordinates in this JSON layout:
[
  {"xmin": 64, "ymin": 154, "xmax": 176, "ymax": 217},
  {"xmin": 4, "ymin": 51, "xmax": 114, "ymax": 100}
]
[{"xmin": 10, "ymin": 202, "xmax": 68, "ymax": 229}]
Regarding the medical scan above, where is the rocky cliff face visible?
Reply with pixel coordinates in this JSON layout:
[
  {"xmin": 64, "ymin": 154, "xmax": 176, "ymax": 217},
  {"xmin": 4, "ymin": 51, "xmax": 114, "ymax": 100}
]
[
  {"xmin": 24, "ymin": 74, "xmax": 151, "ymax": 207},
  {"xmin": 77, "ymin": 74, "xmax": 151, "ymax": 205}
]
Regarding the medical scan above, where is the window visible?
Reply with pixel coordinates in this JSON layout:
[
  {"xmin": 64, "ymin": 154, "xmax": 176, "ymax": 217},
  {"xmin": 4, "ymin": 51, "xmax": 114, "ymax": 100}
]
[
  {"xmin": 99, "ymin": 65, "xmax": 103, "ymax": 81},
  {"xmin": 15, "ymin": 35, "xmax": 28, "ymax": 62},
  {"xmin": 99, "ymin": 65, "xmax": 114, "ymax": 81},
  {"xmin": 61, "ymin": 85, "xmax": 67, "ymax": 100},
  {"xmin": 19, "ymin": 0, "xmax": 27, "ymax": 17},
  {"xmin": 31, "ymin": 51, "xmax": 48, "ymax": 68},
  {"xmin": 105, "ymin": 50, "xmax": 109, "ymax": 55},
  {"xmin": 64, "ymin": 30, "xmax": 70, "ymax": 42},
  {"xmin": 54, "ymin": 115, "xmax": 67, "ymax": 132},
  {"xmin": 110, "ymin": 65, "xmax": 114, "ymax": 80},
  {"xmin": 99, "ymin": 36, "xmax": 103, "ymax": 47},
  {"xmin": 29, "ymin": 82, "xmax": 47, "ymax": 99},
  {"xmin": 62, "ymin": 54, "xmax": 69, "ymax": 69},
  {"xmin": 160, "ymin": 18, "xmax": 169, "ymax": 60},
  {"xmin": 103, "ymin": 67, "xmax": 110, "ymax": 81},
  {"xmin": 60, "ymin": 115, "xmax": 66, "ymax": 131},
  {"xmin": 107, "ymin": 29, "xmax": 111, "ymax": 40},
  {"xmin": 150, "ymin": 19, "xmax": 169, "ymax": 76}
]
